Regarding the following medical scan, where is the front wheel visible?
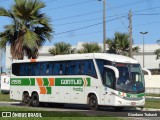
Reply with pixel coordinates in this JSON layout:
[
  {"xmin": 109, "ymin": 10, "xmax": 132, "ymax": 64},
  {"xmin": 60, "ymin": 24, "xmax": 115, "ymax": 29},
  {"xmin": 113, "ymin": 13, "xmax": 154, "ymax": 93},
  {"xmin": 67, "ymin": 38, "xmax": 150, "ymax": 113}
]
[
  {"xmin": 31, "ymin": 93, "xmax": 40, "ymax": 107},
  {"xmin": 88, "ymin": 95, "xmax": 99, "ymax": 110}
]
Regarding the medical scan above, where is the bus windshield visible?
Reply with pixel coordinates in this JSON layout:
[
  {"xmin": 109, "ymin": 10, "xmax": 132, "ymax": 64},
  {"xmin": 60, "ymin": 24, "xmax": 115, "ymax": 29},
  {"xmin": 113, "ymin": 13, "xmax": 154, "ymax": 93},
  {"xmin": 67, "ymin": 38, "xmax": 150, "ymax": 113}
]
[{"xmin": 115, "ymin": 63, "xmax": 145, "ymax": 93}]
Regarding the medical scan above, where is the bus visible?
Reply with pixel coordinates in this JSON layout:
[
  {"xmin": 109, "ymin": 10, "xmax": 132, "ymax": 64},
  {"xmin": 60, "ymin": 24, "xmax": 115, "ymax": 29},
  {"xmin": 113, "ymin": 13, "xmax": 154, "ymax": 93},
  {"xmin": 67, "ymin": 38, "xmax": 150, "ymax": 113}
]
[
  {"xmin": 0, "ymin": 74, "xmax": 10, "ymax": 93},
  {"xmin": 10, "ymin": 53, "xmax": 149, "ymax": 110}
]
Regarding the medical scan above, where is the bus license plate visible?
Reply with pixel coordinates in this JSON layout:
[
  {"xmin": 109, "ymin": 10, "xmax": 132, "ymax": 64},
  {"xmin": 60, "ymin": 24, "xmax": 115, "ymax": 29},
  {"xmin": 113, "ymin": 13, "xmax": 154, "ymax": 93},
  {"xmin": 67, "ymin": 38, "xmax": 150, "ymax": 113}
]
[{"xmin": 131, "ymin": 102, "xmax": 136, "ymax": 106}]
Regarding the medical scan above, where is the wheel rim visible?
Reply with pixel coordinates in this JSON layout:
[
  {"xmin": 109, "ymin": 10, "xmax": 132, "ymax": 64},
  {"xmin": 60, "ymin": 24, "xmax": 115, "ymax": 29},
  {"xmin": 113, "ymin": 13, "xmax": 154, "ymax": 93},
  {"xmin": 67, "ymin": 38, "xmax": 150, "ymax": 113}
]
[
  {"xmin": 33, "ymin": 96, "xmax": 38, "ymax": 105},
  {"xmin": 90, "ymin": 98, "xmax": 96, "ymax": 107},
  {"xmin": 24, "ymin": 95, "xmax": 29, "ymax": 104}
]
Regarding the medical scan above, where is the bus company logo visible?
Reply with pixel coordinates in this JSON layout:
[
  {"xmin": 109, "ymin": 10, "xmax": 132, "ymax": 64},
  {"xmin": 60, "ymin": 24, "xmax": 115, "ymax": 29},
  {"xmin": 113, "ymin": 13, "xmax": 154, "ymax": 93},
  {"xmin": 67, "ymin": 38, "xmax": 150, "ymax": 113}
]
[
  {"xmin": 11, "ymin": 80, "xmax": 21, "ymax": 85},
  {"xmin": 61, "ymin": 79, "xmax": 82, "ymax": 85}
]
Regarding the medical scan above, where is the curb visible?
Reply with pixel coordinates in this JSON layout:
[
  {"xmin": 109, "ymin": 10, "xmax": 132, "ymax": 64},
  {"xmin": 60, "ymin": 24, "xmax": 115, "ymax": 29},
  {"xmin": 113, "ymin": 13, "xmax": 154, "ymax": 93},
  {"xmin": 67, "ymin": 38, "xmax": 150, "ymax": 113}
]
[
  {"xmin": 0, "ymin": 101, "xmax": 20, "ymax": 104},
  {"xmin": 145, "ymin": 96, "xmax": 160, "ymax": 99}
]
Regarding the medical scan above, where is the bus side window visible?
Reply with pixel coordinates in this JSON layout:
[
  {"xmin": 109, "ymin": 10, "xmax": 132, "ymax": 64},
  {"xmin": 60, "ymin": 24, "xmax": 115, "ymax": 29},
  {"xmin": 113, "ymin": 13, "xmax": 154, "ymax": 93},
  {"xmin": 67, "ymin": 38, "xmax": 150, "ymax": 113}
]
[
  {"xmin": 68, "ymin": 62, "xmax": 76, "ymax": 75},
  {"xmin": 59, "ymin": 64, "xmax": 63, "ymax": 75},
  {"xmin": 46, "ymin": 62, "xmax": 53, "ymax": 75},
  {"xmin": 104, "ymin": 68, "xmax": 115, "ymax": 88},
  {"xmin": 31, "ymin": 63, "xmax": 36, "ymax": 76},
  {"xmin": 96, "ymin": 60, "xmax": 104, "ymax": 77},
  {"xmin": 53, "ymin": 63, "xmax": 60, "ymax": 75},
  {"xmin": 28, "ymin": 64, "xmax": 32, "ymax": 75},
  {"xmin": 79, "ymin": 62, "xmax": 85, "ymax": 74},
  {"xmin": 40, "ymin": 63, "xmax": 46, "ymax": 75},
  {"xmin": 60, "ymin": 62, "xmax": 67, "ymax": 75},
  {"xmin": 52, "ymin": 63, "xmax": 54, "ymax": 75},
  {"xmin": 90, "ymin": 61, "xmax": 97, "ymax": 78},
  {"xmin": 19, "ymin": 64, "xmax": 25, "ymax": 76},
  {"xmin": 24, "ymin": 64, "xmax": 28, "ymax": 76},
  {"xmin": 35, "ymin": 63, "xmax": 40, "ymax": 75},
  {"xmin": 65, "ymin": 63, "xmax": 69, "ymax": 75},
  {"xmin": 83, "ymin": 61, "xmax": 88, "ymax": 75},
  {"xmin": 88, "ymin": 62, "xmax": 91, "ymax": 75}
]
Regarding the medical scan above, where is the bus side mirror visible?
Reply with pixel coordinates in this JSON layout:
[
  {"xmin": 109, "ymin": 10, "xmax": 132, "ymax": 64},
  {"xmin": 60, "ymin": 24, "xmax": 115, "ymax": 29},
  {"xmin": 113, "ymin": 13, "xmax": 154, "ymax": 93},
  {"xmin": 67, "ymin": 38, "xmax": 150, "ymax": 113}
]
[
  {"xmin": 142, "ymin": 68, "xmax": 151, "ymax": 80},
  {"xmin": 104, "ymin": 65, "xmax": 119, "ymax": 79}
]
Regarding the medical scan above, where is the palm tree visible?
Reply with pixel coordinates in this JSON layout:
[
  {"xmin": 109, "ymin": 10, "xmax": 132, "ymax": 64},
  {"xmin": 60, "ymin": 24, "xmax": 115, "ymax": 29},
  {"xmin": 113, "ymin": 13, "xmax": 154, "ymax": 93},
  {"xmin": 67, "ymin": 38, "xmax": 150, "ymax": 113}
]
[
  {"xmin": 49, "ymin": 42, "xmax": 75, "ymax": 56},
  {"xmin": 77, "ymin": 43, "xmax": 102, "ymax": 53},
  {"xmin": 106, "ymin": 32, "xmax": 139, "ymax": 56},
  {"xmin": 154, "ymin": 49, "xmax": 160, "ymax": 60},
  {"xmin": 155, "ymin": 40, "xmax": 160, "ymax": 59},
  {"xmin": 0, "ymin": 0, "xmax": 53, "ymax": 59}
]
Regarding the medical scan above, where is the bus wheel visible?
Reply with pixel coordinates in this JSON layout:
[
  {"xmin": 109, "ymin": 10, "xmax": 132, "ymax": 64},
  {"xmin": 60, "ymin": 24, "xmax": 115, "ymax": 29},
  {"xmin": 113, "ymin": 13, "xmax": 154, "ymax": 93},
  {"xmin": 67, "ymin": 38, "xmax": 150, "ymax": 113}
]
[
  {"xmin": 31, "ymin": 93, "xmax": 39, "ymax": 107},
  {"xmin": 88, "ymin": 95, "xmax": 98, "ymax": 110},
  {"xmin": 22, "ymin": 93, "xmax": 31, "ymax": 106}
]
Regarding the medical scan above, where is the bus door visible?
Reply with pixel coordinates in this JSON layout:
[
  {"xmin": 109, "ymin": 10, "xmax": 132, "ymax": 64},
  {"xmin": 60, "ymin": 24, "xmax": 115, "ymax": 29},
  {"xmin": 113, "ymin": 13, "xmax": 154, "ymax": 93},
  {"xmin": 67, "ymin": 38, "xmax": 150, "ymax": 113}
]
[{"xmin": 102, "ymin": 66, "xmax": 119, "ymax": 105}]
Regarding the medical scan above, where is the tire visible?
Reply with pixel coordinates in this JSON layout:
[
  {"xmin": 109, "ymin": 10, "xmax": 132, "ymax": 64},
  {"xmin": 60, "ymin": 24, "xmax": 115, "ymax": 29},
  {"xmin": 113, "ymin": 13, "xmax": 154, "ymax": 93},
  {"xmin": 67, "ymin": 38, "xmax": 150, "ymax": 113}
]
[
  {"xmin": 88, "ymin": 95, "xmax": 99, "ymax": 110},
  {"xmin": 22, "ymin": 92, "xmax": 31, "ymax": 106},
  {"xmin": 31, "ymin": 93, "xmax": 40, "ymax": 107}
]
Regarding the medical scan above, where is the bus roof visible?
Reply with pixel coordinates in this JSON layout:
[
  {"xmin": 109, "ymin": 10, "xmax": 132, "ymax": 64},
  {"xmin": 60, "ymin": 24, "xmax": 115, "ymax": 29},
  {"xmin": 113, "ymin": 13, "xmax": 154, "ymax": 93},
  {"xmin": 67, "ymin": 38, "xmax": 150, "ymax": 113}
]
[{"xmin": 12, "ymin": 53, "xmax": 139, "ymax": 64}]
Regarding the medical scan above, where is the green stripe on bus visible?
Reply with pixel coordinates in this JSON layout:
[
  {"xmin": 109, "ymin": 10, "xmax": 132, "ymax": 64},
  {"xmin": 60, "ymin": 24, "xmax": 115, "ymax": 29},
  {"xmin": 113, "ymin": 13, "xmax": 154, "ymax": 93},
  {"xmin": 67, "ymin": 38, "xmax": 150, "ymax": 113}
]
[
  {"xmin": 10, "ymin": 77, "xmax": 91, "ymax": 87},
  {"xmin": 46, "ymin": 87, "xmax": 51, "ymax": 94},
  {"xmin": 86, "ymin": 78, "xmax": 90, "ymax": 86},
  {"xmin": 118, "ymin": 91, "xmax": 145, "ymax": 98},
  {"xmin": 55, "ymin": 78, "xmax": 90, "ymax": 86},
  {"xmin": 30, "ymin": 78, "xmax": 35, "ymax": 86},
  {"xmin": 10, "ymin": 78, "xmax": 35, "ymax": 86},
  {"xmin": 43, "ymin": 78, "xmax": 49, "ymax": 86},
  {"xmin": 126, "ymin": 93, "xmax": 145, "ymax": 98}
]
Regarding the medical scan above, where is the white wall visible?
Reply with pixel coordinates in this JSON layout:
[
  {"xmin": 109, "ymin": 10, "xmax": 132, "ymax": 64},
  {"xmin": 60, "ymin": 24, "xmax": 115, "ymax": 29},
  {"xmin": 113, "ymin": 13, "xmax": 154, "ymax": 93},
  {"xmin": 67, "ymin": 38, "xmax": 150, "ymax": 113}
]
[
  {"xmin": 145, "ymin": 75, "xmax": 160, "ymax": 88},
  {"xmin": 133, "ymin": 44, "xmax": 160, "ymax": 69}
]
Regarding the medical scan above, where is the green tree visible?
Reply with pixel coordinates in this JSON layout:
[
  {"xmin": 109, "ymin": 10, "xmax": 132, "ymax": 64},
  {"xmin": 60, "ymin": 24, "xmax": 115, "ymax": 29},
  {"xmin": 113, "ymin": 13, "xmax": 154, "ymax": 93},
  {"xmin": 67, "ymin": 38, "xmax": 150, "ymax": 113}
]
[
  {"xmin": 77, "ymin": 43, "xmax": 102, "ymax": 53},
  {"xmin": 49, "ymin": 42, "xmax": 75, "ymax": 56},
  {"xmin": 0, "ymin": 0, "xmax": 53, "ymax": 59},
  {"xmin": 154, "ymin": 40, "xmax": 160, "ymax": 59},
  {"xmin": 106, "ymin": 32, "xmax": 139, "ymax": 56}
]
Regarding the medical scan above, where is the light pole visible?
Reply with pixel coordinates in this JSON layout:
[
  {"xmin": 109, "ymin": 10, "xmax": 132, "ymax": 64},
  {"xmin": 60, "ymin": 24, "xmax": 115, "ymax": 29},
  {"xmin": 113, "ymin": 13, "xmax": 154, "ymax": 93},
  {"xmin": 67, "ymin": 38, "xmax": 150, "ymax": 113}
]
[
  {"xmin": 98, "ymin": 0, "xmax": 106, "ymax": 52},
  {"xmin": 140, "ymin": 32, "xmax": 148, "ymax": 68}
]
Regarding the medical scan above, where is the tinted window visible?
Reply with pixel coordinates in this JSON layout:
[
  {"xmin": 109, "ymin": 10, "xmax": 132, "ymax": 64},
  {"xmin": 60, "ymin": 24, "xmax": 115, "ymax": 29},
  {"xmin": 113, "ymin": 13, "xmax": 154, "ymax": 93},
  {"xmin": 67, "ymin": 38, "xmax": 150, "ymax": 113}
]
[
  {"xmin": 96, "ymin": 59, "xmax": 112, "ymax": 77},
  {"xmin": 12, "ymin": 60, "xmax": 97, "ymax": 78}
]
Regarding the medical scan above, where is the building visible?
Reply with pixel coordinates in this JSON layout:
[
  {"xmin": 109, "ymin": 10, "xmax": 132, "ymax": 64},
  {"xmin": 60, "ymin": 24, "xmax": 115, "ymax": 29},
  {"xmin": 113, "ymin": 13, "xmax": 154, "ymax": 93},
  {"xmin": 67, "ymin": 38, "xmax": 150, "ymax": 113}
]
[
  {"xmin": 5, "ymin": 42, "xmax": 160, "ymax": 70},
  {"xmin": 133, "ymin": 44, "xmax": 160, "ymax": 69}
]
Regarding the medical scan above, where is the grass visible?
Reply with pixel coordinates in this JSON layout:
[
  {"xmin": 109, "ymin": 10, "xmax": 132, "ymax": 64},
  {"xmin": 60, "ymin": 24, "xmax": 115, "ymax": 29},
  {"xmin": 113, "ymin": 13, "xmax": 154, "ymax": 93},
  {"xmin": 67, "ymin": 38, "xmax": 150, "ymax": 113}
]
[
  {"xmin": 145, "ymin": 100, "xmax": 160, "ymax": 109},
  {"xmin": 145, "ymin": 93, "xmax": 160, "ymax": 97},
  {"xmin": 0, "ymin": 92, "xmax": 11, "ymax": 101},
  {"xmin": 0, "ymin": 106, "xmax": 123, "ymax": 120}
]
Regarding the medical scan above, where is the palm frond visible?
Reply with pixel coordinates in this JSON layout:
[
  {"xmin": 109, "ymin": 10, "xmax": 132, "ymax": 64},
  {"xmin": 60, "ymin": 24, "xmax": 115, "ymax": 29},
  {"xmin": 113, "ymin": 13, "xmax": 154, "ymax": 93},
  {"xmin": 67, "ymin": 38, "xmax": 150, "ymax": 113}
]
[
  {"xmin": 154, "ymin": 49, "xmax": 160, "ymax": 60},
  {"xmin": 0, "ymin": 7, "xmax": 14, "ymax": 18},
  {"xmin": 23, "ymin": 29, "xmax": 39, "ymax": 49}
]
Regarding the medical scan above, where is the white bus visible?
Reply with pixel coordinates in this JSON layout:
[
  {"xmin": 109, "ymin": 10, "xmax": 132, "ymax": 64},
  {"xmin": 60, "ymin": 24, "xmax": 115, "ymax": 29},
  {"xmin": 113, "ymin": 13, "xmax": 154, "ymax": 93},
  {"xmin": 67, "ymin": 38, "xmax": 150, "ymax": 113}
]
[
  {"xmin": 10, "ymin": 53, "xmax": 148, "ymax": 110},
  {"xmin": 1, "ymin": 74, "xmax": 10, "ymax": 93}
]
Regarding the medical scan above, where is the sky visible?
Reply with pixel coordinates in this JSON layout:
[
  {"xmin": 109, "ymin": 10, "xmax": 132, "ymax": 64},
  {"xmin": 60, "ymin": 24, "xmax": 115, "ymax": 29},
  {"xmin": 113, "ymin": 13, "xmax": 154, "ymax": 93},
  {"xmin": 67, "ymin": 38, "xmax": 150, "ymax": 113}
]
[{"xmin": 0, "ymin": 0, "xmax": 160, "ymax": 47}]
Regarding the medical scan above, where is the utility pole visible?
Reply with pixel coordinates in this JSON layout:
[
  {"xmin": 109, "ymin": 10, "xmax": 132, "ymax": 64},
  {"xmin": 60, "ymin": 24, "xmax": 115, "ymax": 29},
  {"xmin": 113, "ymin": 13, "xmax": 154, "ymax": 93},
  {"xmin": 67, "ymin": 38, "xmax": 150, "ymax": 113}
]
[
  {"xmin": 99, "ymin": 0, "xmax": 106, "ymax": 52},
  {"xmin": 103, "ymin": 0, "xmax": 106, "ymax": 53},
  {"xmin": 129, "ymin": 10, "xmax": 133, "ymax": 58}
]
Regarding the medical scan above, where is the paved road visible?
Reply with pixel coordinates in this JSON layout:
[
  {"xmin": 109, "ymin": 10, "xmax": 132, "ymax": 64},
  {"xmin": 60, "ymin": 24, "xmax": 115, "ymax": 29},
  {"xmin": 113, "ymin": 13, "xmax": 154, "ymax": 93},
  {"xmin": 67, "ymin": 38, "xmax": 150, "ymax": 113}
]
[{"xmin": 0, "ymin": 102, "xmax": 160, "ymax": 120}]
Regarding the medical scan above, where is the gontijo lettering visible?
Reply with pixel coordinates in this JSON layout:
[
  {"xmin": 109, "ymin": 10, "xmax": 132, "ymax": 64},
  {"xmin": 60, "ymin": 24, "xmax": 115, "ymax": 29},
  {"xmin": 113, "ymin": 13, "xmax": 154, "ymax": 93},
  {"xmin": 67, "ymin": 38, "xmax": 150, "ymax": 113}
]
[{"xmin": 61, "ymin": 79, "xmax": 82, "ymax": 85}]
